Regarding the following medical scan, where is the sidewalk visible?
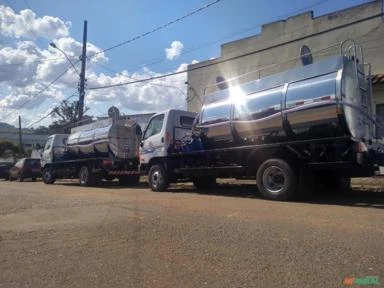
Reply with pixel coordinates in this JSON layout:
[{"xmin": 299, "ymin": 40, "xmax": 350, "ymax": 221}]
[{"xmin": 352, "ymin": 177, "xmax": 384, "ymax": 191}]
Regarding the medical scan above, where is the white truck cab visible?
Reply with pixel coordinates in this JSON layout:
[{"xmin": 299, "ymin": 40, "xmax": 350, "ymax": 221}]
[
  {"xmin": 140, "ymin": 109, "xmax": 197, "ymax": 172},
  {"xmin": 41, "ymin": 134, "xmax": 69, "ymax": 167}
]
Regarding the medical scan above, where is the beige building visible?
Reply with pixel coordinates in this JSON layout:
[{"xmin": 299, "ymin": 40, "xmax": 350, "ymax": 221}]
[{"xmin": 186, "ymin": 0, "xmax": 384, "ymax": 122}]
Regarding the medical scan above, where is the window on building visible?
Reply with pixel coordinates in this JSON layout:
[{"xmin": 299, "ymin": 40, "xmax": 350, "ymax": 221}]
[
  {"xmin": 201, "ymin": 102, "xmax": 231, "ymax": 125},
  {"xmin": 300, "ymin": 45, "xmax": 313, "ymax": 66}
]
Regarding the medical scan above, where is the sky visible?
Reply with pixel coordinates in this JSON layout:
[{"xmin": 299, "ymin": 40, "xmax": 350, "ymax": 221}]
[{"xmin": 0, "ymin": 0, "xmax": 374, "ymax": 128}]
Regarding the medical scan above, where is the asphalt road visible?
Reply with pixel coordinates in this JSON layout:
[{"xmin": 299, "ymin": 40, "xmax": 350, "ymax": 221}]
[{"xmin": 0, "ymin": 180, "xmax": 383, "ymax": 288}]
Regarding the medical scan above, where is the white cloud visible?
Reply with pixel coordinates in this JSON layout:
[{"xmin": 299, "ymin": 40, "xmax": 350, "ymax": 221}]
[
  {"xmin": 86, "ymin": 62, "xmax": 189, "ymax": 113},
  {"xmin": 0, "ymin": 5, "xmax": 70, "ymax": 39},
  {"xmin": 165, "ymin": 40, "xmax": 184, "ymax": 60},
  {"xmin": 0, "ymin": 6, "xmax": 192, "ymax": 127}
]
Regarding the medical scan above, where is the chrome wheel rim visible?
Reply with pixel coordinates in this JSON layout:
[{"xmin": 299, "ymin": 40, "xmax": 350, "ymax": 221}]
[
  {"xmin": 151, "ymin": 170, "xmax": 162, "ymax": 189},
  {"xmin": 80, "ymin": 168, "xmax": 88, "ymax": 184},
  {"xmin": 44, "ymin": 171, "xmax": 51, "ymax": 182},
  {"xmin": 262, "ymin": 165, "xmax": 286, "ymax": 194}
]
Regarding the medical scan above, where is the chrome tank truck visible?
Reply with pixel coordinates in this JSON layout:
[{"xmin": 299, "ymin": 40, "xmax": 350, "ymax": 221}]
[{"xmin": 41, "ymin": 107, "xmax": 141, "ymax": 186}]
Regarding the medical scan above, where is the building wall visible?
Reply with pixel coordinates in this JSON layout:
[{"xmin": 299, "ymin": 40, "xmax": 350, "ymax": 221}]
[
  {"xmin": 187, "ymin": 0, "xmax": 384, "ymax": 112},
  {"xmin": 0, "ymin": 129, "xmax": 48, "ymax": 150}
]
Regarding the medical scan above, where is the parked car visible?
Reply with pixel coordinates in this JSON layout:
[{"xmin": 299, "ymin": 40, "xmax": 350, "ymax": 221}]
[
  {"xmin": 9, "ymin": 158, "xmax": 41, "ymax": 182},
  {"xmin": 0, "ymin": 162, "xmax": 13, "ymax": 180}
]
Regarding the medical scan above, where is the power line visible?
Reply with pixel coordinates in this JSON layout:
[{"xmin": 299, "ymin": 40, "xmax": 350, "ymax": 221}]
[
  {"xmin": 23, "ymin": 39, "xmax": 384, "ymax": 129},
  {"xmin": 88, "ymin": 0, "xmax": 221, "ymax": 59},
  {"xmin": 0, "ymin": 0, "xmax": 219, "ymax": 68},
  {"xmin": 88, "ymin": 12, "xmax": 384, "ymax": 91},
  {"xmin": 0, "ymin": 66, "xmax": 75, "ymax": 122},
  {"xmin": 25, "ymin": 93, "xmax": 77, "ymax": 128},
  {"xmin": 116, "ymin": 0, "xmax": 330, "ymax": 74},
  {"xmin": 0, "ymin": 0, "xmax": 321, "ymax": 71},
  {"xmin": 92, "ymin": 61, "xmax": 186, "ymax": 94}
]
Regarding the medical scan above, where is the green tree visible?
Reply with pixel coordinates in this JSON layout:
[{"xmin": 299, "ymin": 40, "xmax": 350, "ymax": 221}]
[
  {"xmin": 32, "ymin": 125, "xmax": 53, "ymax": 135},
  {"xmin": 0, "ymin": 140, "xmax": 20, "ymax": 158},
  {"xmin": 50, "ymin": 100, "xmax": 92, "ymax": 134}
]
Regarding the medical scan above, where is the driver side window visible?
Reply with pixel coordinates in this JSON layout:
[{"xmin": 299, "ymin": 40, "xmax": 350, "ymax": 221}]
[{"xmin": 143, "ymin": 114, "xmax": 164, "ymax": 140}]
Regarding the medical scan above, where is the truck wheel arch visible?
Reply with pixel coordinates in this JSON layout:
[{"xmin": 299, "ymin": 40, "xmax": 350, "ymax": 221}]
[{"xmin": 247, "ymin": 147, "xmax": 298, "ymax": 175}]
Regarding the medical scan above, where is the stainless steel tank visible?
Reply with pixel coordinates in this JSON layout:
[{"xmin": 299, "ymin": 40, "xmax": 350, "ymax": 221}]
[
  {"xmin": 66, "ymin": 118, "xmax": 139, "ymax": 159},
  {"xmin": 196, "ymin": 42, "xmax": 374, "ymax": 148}
]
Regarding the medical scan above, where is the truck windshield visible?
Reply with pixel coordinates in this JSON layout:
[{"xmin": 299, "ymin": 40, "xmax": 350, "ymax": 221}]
[{"xmin": 44, "ymin": 138, "xmax": 53, "ymax": 151}]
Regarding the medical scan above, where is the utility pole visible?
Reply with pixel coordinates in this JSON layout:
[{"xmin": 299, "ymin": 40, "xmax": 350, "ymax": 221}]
[
  {"xmin": 18, "ymin": 115, "xmax": 23, "ymax": 155},
  {"xmin": 78, "ymin": 20, "xmax": 88, "ymax": 121}
]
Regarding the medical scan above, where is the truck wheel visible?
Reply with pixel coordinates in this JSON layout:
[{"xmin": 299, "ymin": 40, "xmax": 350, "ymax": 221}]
[
  {"xmin": 256, "ymin": 159, "xmax": 297, "ymax": 201},
  {"xmin": 192, "ymin": 176, "xmax": 216, "ymax": 190},
  {"xmin": 148, "ymin": 165, "xmax": 168, "ymax": 192},
  {"xmin": 43, "ymin": 168, "xmax": 56, "ymax": 184},
  {"xmin": 79, "ymin": 166, "xmax": 94, "ymax": 186},
  {"xmin": 18, "ymin": 173, "xmax": 24, "ymax": 182}
]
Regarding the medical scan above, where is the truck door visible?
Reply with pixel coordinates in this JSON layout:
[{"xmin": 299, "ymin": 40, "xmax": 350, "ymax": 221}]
[
  {"xmin": 140, "ymin": 113, "xmax": 165, "ymax": 164},
  {"xmin": 41, "ymin": 136, "xmax": 54, "ymax": 166}
]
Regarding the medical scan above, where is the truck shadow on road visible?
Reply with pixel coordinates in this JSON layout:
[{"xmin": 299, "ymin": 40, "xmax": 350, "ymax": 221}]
[
  {"xmin": 55, "ymin": 181, "xmax": 150, "ymax": 190},
  {"xmin": 168, "ymin": 183, "xmax": 384, "ymax": 209}
]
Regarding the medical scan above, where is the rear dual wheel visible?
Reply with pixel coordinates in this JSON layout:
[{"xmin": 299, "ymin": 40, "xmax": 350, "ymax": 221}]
[
  {"xmin": 79, "ymin": 166, "xmax": 94, "ymax": 186},
  {"xmin": 256, "ymin": 159, "xmax": 297, "ymax": 201},
  {"xmin": 79, "ymin": 166, "xmax": 102, "ymax": 187}
]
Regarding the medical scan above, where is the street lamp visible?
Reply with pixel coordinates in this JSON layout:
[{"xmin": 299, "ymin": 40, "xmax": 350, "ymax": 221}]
[{"xmin": 49, "ymin": 42, "xmax": 80, "ymax": 75}]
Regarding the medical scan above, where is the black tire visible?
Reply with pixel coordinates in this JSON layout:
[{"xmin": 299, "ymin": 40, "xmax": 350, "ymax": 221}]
[
  {"xmin": 256, "ymin": 158, "xmax": 297, "ymax": 201},
  {"xmin": 148, "ymin": 164, "xmax": 168, "ymax": 192},
  {"xmin": 32, "ymin": 178, "xmax": 36, "ymax": 182},
  {"xmin": 18, "ymin": 173, "xmax": 24, "ymax": 182},
  {"xmin": 192, "ymin": 176, "xmax": 216, "ymax": 190},
  {"xmin": 43, "ymin": 168, "xmax": 56, "ymax": 184},
  {"xmin": 79, "ymin": 166, "xmax": 94, "ymax": 186}
]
